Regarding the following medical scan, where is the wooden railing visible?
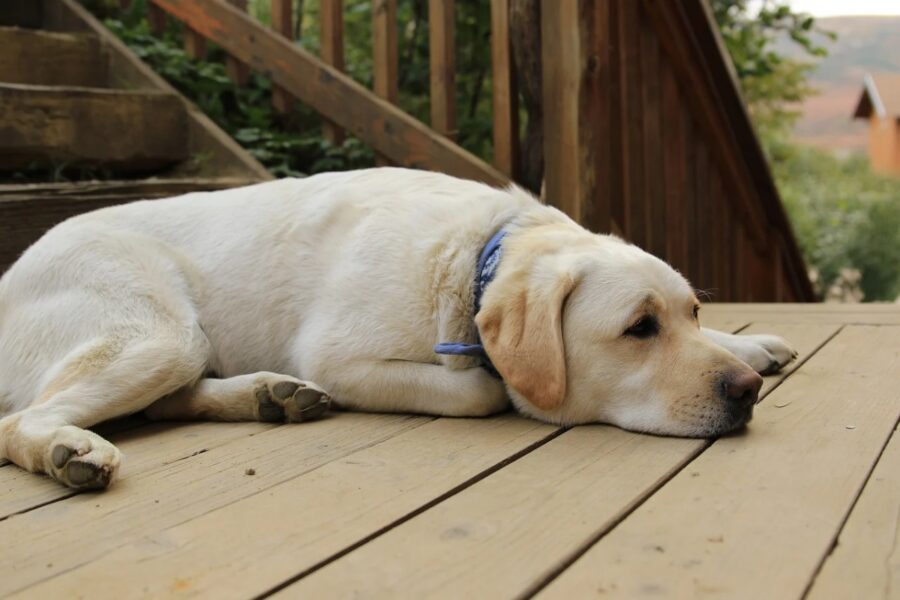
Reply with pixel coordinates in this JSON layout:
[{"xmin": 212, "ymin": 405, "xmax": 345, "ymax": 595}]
[{"xmin": 133, "ymin": 0, "xmax": 814, "ymax": 301}]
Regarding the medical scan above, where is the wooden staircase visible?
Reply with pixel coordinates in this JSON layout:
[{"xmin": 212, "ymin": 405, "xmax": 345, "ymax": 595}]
[{"xmin": 0, "ymin": 0, "xmax": 270, "ymax": 274}]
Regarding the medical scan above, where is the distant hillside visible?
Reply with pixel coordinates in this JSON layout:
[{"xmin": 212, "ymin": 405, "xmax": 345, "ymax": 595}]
[{"xmin": 778, "ymin": 16, "xmax": 900, "ymax": 154}]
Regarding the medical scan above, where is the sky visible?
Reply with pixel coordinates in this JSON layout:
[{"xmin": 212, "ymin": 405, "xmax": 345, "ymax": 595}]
[{"xmin": 773, "ymin": 0, "xmax": 900, "ymax": 17}]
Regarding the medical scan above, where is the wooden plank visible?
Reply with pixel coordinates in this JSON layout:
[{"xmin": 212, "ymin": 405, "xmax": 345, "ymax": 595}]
[
  {"xmin": 489, "ymin": 0, "xmax": 518, "ymax": 178},
  {"xmin": 0, "ymin": 414, "xmax": 423, "ymax": 596},
  {"xmin": 710, "ymin": 170, "xmax": 727, "ymax": 300},
  {"xmin": 661, "ymin": 58, "xmax": 688, "ymax": 272},
  {"xmin": 270, "ymin": 0, "xmax": 294, "ymax": 114},
  {"xmin": 372, "ymin": 0, "xmax": 398, "ymax": 165},
  {"xmin": 0, "ymin": 83, "xmax": 187, "ymax": 173},
  {"xmin": 289, "ymin": 426, "xmax": 702, "ymax": 597},
  {"xmin": 149, "ymin": 0, "xmax": 505, "ymax": 186},
  {"xmin": 692, "ymin": 138, "xmax": 710, "ymax": 292},
  {"xmin": 0, "ymin": 27, "xmax": 106, "ymax": 87},
  {"xmin": 539, "ymin": 325, "xmax": 900, "ymax": 599},
  {"xmin": 320, "ymin": 0, "xmax": 345, "ymax": 144},
  {"xmin": 429, "ymin": 0, "xmax": 456, "ymax": 138},
  {"xmin": 276, "ymin": 321, "xmax": 837, "ymax": 597},
  {"xmin": 0, "ymin": 178, "xmax": 256, "ymax": 275},
  {"xmin": 704, "ymin": 304, "xmax": 900, "ymax": 325},
  {"xmin": 639, "ymin": 14, "xmax": 665, "ymax": 259},
  {"xmin": 0, "ymin": 421, "xmax": 270, "ymax": 520},
  {"xmin": 17, "ymin": 417, "xmax": 555, "ymax": 599},
  {"xmin": 225, "ymin": 0, "xmax": 251, "ymax": 85},
  {"xmin": 807, "ymin": 425, "xmax": 900, "ymax": 599},
  {"xmin": 682, "ymin": 110, "xmax": 698, "ymax": 284},
  {"xmin": 583, "ymin": 0, "xmax": 615, "ymax": 234},
  {"xmin": 618, "ymin": 0, "xmax": 646, "ymax": 248}
]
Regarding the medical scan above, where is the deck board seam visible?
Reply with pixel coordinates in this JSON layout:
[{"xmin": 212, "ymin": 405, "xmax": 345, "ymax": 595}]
[
  {"xmin": 255, "ymin": 426, "xmax": 568, "ymax": 599},
  {"xmin": 516, "ymin": 439, "xmax": 711, "ymax": 600},
  {"xmin": 522, "ymin": 322, "xmax": 846, "ymax": 598},
  {"xmin": 6, "ymin": 415, "xmax": 434, "ymax": 597},
  {"xmin": 800, "ymin": 419, "xmax": 900, "ymax": 600},
  {"xmin": 2, "ymin": 416, "xmax": 427, "ymax": 527}
]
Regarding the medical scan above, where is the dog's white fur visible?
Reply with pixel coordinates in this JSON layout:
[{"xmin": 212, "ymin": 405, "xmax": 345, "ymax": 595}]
[{"xmin": 0, "ymin": 168, "xmax": 795, "ymax": 489}]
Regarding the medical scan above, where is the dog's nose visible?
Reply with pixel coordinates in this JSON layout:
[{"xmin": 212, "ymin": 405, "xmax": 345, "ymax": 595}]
[{"xmin": 724, "ymin": 371, "xmax": 763, "ymax": 408}]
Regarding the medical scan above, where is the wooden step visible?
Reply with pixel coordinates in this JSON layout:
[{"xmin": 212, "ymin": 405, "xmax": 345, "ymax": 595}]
[
  {"xmin": 0, "ymin": 83, "xmax": 188, "ymax": 175},
  {"xmin": 0, "ymin": 178, "xmax": 258, "ymax": 274},
  {"xmin": 0, "ymin": 27, "xmax": 106, "ymax": 87}
]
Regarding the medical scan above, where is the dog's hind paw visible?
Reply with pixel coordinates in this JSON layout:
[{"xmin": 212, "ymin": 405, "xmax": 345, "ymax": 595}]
[
  {"xmin": 48, "ymin": 426, "xmax": 121, "ymax": 490},
  {"xmin": 254, "ymin": 376, "xmax": 331, "ymax": 423}
]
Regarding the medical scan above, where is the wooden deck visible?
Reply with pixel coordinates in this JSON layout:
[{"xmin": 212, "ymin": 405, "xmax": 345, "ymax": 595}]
[{"xmin": 1, "ymin": 304, "xmax": 898, "ymax": 598}]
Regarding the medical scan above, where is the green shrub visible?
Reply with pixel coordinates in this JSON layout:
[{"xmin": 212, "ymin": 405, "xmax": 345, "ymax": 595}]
[
  {"xmin": 103, "ymin": 14, "xmax": 375, "ymax": 177},
  {"xmin": 771, "ymin": 141, "xmax": 900, "ymax": 301}
]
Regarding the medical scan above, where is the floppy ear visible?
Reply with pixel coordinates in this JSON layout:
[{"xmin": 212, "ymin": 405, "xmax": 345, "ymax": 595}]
[{"xmin": 475, "ymin": 266, "xmax": 576, "ymax": 412}]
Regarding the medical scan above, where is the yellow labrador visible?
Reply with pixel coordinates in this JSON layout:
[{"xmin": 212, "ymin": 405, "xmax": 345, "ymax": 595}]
[{"xmin": 0, "ymin": 168, "xmax": 795, "ymax": 489}]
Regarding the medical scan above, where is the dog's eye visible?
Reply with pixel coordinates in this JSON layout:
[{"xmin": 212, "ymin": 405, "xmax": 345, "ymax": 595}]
[
  {"xmin": 624, "ymin": 316, "xmax": 659, "ymax": 339},
  {"xmin": 692, "ymin": 305, "xmax": 700, "ymax": 320}
]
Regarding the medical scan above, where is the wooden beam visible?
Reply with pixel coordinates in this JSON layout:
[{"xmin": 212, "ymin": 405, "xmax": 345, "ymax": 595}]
[
  {"xmin": 320, "ymin": 0, "xmax": 345, "ymax": 144},
  {"xmin": 0, "ymin": 83, "xmax": 187, "ymax": 173},
  {"xmin": 225, "ymin": 0, "xmax": 250, "ymax": 86},
  {"xmin": 270, "ymin": 0, "xmax": 293, "ymax": 114},
  {"xmin": 428, "ymin": 0, "xmax": 456, "ymax": 138},
  {"xmin": 0, "ymin": 27, "xmax": 106, "ymax": 87},
  {"xmin": 150, "ymin": 0, "xmax": 507, "ymax": 186},
  {"xmin": 489, "ymin": 0, "xmax": 518, "ymax": 179},
  {"xmin": 372, "ymin": 0, "xmax": 399, "ymax": 165}
]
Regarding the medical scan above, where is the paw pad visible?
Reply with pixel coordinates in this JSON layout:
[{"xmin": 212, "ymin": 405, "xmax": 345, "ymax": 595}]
[{"xmin": 256, "ymin": 379, "xmax": 332, "ymax": 423}]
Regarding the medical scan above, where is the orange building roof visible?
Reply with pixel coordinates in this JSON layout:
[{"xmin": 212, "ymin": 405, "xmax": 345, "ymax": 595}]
[{"xmin": 854, "ymin": 73, "xmax": 900, "ymax": 119}]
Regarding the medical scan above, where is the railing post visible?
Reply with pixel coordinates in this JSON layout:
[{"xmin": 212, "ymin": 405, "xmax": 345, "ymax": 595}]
[
  {"xmin": 184, "ymin": 28, "xmax": 207, "ymax": 59},
  {"xmin": 541, "ymin": 0, "xmax": 608, "ymax": 231},
  {"xmin": 226, "ymin": 0, "xmax": 251, "ymax": 85},
  {"xmin": 429, "ymin": 0, "xmax": 456, "ymax": 139},
  {"xmin": 372, "ymin": 0, "xmax": 398, "ymax": 165},
  {"xmin": 271, "ymin": 0, "xmax": 294, "ymax": 114},
  {"xmin": 148, "ymin": 3, "xmax": 166, "ymax": 35},
  {"xmin": 490, "ymin": 0, "xmax": 519, "ymax": 179},
  {"xmin": 320, "ymin": 0, "xmax": 346, "ymax": 144}
]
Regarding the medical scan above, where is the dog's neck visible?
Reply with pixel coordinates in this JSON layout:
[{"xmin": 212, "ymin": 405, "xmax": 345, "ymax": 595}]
[{"xmin": 433, "ymin": 227, "xmax": 508, "ymax": 376}]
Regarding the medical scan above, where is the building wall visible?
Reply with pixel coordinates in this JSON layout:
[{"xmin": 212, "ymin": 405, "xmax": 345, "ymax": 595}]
[{"xmin": 868, "ymin": 115, "xmax": 900, "ymax": 175}]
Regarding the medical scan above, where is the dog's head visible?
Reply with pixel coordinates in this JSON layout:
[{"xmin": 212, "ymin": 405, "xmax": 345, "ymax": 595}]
[{"xmin": 475, "ymin": 214, "xmax": 762, "ymax": 437}]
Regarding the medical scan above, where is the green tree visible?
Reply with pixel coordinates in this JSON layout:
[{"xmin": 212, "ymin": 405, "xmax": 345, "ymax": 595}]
[
  {"xmin": 710, "ymin": 0, "xmax": 900, "ymax": 301},
  {"xmin": 709, "ymin": 0, "xmax": 831, "ymax": 138}
]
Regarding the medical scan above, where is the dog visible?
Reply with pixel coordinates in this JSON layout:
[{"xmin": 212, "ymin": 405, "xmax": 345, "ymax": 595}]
[{"xmin": 0, "ymin": 168, "xmax": 796, "ymax": 489}]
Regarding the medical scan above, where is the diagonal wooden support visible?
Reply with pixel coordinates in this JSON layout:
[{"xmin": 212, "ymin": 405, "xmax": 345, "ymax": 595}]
[{"xmin": 148, "ymin": 0, "xmax": 507, "ymax": 186}]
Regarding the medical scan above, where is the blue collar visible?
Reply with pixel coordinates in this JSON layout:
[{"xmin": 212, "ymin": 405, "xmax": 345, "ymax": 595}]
[{"xmin": 433, "ymin": 228, "xmax": 507, "ymax": 377}]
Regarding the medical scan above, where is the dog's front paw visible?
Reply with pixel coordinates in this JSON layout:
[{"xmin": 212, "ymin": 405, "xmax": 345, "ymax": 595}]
[
  {"xmin": 254, "ymin": 374, "xmax": 332, "ymax": 423},
  {"xmin": 734, "ymin": 334, "xmax": 798, "ymax": 375}
]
